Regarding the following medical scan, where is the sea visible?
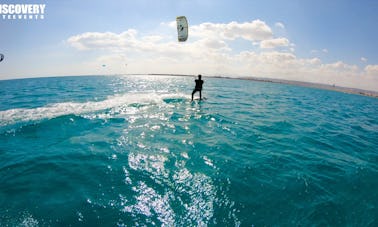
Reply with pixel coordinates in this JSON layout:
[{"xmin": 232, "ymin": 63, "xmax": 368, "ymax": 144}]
[{"xmin": 0, "ymin": 75, "xmax": 377, "ymax": 226}]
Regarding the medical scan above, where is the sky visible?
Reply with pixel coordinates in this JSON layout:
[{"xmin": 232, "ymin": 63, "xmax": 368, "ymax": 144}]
[{"xmin": 1, "ymin": 0, "xmax": 378, "ymax": 91}]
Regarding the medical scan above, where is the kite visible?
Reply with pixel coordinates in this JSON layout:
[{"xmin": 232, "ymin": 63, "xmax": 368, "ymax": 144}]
[{"xmin": 176, "ymin": 16, "xmax": 188, "ymax": 42}]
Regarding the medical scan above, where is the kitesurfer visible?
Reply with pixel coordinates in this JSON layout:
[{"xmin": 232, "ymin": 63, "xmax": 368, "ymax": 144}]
[{"xmin": 191, "ymin": 74, "xmax": 204, "ymax": 101}]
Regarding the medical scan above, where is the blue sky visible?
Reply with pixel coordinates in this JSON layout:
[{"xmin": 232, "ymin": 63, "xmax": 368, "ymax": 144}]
[{"xmin": 1, "ymin": 0, "xmax": 378, "ymax": 90}]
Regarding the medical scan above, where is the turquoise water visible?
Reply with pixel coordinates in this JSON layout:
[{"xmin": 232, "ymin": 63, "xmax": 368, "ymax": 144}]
[{"xmin": 0, "ymin": 75, "xmax": 377, "ymax": 226}]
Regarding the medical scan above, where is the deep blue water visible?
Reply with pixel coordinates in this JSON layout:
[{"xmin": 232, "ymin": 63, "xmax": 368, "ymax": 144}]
[{"xmin": 0, "ymin": 75, "xmax": 377, "ymax": 226}]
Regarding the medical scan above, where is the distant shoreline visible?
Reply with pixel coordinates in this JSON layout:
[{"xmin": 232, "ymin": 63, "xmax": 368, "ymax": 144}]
[
  {"xmin": 148, "ymin": 73, "xmax": 378, "ymax": 98},
  {"xmin": 236, "ymin": 76, "xmax": 378, "ymax": 98},
  {"xmin": 1, "ymin": 73, "xmax": 377, "ymax": 98}
]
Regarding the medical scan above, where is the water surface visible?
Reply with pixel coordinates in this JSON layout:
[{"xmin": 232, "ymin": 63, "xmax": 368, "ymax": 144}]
[{"xmin": 1, "ymin": 75, "xmax": 377, "ymax": 226}]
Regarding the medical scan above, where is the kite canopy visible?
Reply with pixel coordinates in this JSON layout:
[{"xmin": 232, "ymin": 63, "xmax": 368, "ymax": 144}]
[
  {"xmin": 176, "ymin": 16, "xmax": 188, "ymax": 42},
  {"xmin": 0, "ymin": 54, "xmax": 4, "ymax": 62}
]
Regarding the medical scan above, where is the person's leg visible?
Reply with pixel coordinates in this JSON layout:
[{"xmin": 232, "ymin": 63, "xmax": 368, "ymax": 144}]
[
  {"xmin": 191, "ymin": 90, "xmax": 196, "ymax": 101},
  {"xmin": 199, "ymin": 90, "xmax": 202, "ymax": 100}
]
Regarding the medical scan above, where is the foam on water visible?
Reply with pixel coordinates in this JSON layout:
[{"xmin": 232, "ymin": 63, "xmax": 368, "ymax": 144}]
[{"xmin": 0, "ymin": 92, "xmax": 187, "ymax": 127}]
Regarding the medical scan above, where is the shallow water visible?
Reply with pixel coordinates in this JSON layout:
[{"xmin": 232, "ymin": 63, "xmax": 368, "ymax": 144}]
[{"xmin": 1, "ymin": 75, "xmax": 377, "ymax": 226}]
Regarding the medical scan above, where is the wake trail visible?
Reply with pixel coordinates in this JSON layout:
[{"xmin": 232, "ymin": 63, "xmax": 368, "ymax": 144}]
[{"xmin": 0, "ymin": 92, "xmax": 188, "ymax": 127}]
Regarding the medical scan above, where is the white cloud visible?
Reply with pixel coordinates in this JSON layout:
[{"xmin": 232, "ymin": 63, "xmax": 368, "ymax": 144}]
[
  {"xmin": 365, "ymin": 65, "xmax": 378, "ymax": 76},
  {"xmin": 311, "ymin": 48, "xmax": 328, "ymax": 54},
  {"xmin": 160, "ymin": 21, "xmax": 176, "ymax": 28},
  {"xmin": 308, "ymin": 58, "xmax": 321, "ymax": 65},
  {"xmin": 260, "ymin": 37, "xmax": 290, "ymax": 49},
  {"xmin": 190, "ymin": 20, "xmax": 273, "ymax": 41},
  {"xmin": 66, "ymin": 20, "xmax": 378, "ymax": 91},
  {"xmin": 321, "ymin": 61, "xmax": 358, "ymax": 72},
  {"xmin": 198, "ymin": 38, "xmax": 230, "ymax": 50},
  {"xmin": 260, "ymin": 51, "xmax": 296, "ymax": 63},
  {"xmin": 361, "ymin": 57, "xmax": 368, "ymax": 62},
  {"xmin": 67, "ymin": 30, "xmax": 139, "ymax": 51},
  {"xmin": 275, "ymin": 22, "xmax": 285, "ymax": 29}
]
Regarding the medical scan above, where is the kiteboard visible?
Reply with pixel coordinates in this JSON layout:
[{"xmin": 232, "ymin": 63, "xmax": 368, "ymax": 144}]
[{"xmin": 192, "ymin": 97, "xmax": 207, "ymax": 101}]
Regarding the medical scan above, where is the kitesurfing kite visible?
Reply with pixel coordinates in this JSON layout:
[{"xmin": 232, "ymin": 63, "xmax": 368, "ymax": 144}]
[
  {"xmin": 0, "ymin": 54, "xmax": 4, "ymax": 62},
  {"xmin": 176, "ymin": 16, "xmax": 188, "ymax": 42}
]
